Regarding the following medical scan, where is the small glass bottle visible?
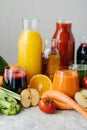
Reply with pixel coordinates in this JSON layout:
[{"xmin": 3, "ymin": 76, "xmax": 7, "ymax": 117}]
[
  {"xmin": 41, "ymin": 39, "xmax": 51, "ymax": 75},
  {"xmin": 77, "ymin": 36, "xmax": 87, "ymax": 64},
  {"xmin": 42, "ymin": 39, "xmax": 60, "ymax": 81}
]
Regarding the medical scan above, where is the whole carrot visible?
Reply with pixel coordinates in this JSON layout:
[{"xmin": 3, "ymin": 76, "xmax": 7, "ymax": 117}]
[{"xmin": 41, "ymin": 90, "xmax": 87, "ymax": 118}]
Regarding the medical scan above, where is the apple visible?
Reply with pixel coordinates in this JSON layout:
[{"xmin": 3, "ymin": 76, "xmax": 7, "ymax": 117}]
[
  {"xmin": 82, "ymin": 76, "xmax": 87, "ymax": 88},
  {"xmin": 20, "ymin": 88, "xmax": 31, "ymax": 108},
  {"xmin": 20, "ymin": 88, "xmax": 40, "ymax": 108},
  {"xmin": 75, "ymin": 89, "xmax": 87, "ymax": 108},
  {"xmin": 29, "ymin": 88, "xmax": 40, "ymax": 106}
]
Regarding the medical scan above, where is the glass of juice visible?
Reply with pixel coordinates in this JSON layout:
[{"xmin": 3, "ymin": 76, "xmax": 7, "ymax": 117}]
[
  {"xmin": 52, "ymin": 69, "xmax": 80, "ymax": 97},
  {"xmin": 3, "ymin": 66, "xmax": 27, "ymax": 94},
  {"xmin": 69, "ymin": 64, "xmax": 87, "ymax": 88}
]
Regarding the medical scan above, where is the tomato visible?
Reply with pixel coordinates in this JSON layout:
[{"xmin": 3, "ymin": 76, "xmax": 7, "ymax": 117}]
[
  {"xmin": 38, "ymin": 98, "xmax": 56, "ymax": 114},
  {"xmin": 82, "ymin": 76, "xmax": 87, "ymax": 88}
]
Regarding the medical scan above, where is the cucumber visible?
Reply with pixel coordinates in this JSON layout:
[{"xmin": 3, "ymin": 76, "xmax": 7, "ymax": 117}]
[{"xmin": 0, "ymin": 56, "xmax": 9, "ymax": 75}]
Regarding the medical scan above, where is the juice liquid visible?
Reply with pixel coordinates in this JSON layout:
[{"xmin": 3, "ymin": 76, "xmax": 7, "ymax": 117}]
[
  {"xmin": 18, "ymin": 30, "xmax": 42, "ymax": 81},
  {"xmin": 42, "ymin": 54, "xmax": 60, "ymax": 81},
  {"xmin": 77, "ymin": 43, "xmax": 87, "ymax": 64},
  {"xmin": 52, "ymin": 70, "xmax": 80, "ymax": 97},
  {"xmin": 3, "ymin": 68, "xmax": 27, "ymax": 94},
  {"xmin": 52, "ymin": 19, "xmax": 75, "ymax": 67},
  {"xmin": 47, "ymin": 54, "xmax": 60, "ymax": 81},
  {"xmin": 69, "ymin": 64, "xmax": 87, "ymax": 88}
]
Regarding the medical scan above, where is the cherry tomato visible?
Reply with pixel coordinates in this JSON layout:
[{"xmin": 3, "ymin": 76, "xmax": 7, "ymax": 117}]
[
  {"xmin": 82, "ymin": 76, "xmax": 87, "ymax": 88},
  {"xmin": 38, "ymin": 98, "xmax": 56, "ymax": 114}
]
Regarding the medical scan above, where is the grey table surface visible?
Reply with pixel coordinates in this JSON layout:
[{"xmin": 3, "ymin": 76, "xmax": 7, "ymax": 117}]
[{"xmin": 0, "ymin": 106, "xmax": 87, "ymax": 130}]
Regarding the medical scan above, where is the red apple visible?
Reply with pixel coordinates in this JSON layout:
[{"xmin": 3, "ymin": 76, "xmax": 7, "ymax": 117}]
[{"xmin": 82, "ymin": 76, "xmax": 87, "ymax": 88}]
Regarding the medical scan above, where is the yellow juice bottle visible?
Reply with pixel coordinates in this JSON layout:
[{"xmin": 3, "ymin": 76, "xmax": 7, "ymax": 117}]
[{"xmin": 18, "ymin": 19, "xmax": 42, "ymax": 81}]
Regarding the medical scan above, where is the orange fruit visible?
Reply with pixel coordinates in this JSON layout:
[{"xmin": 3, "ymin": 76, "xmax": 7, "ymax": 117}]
[{"xmin": 29, "ymin": 74, "xmax": 52, "ymax": 97}]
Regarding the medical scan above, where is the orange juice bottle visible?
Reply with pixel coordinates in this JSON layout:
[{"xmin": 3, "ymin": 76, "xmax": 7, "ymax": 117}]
[{"xmin": 18, "ymin": 18, "xmax": 42, "ymax": 81}]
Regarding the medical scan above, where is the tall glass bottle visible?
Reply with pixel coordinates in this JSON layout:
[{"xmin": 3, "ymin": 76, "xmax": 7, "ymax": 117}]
[
  {"xmin": 52, "ymin": 18, "xmax": 75, "ymax": 68},
  {"xmin": 77, "ymin": 36, "xmax": 87, "ymax": 64},
  {"xmin": 18, "ymin": 18, "xmax": 42, "ymax": 81}
]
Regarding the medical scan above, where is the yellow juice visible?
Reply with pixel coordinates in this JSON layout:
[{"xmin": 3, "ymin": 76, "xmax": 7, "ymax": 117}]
[{"xmin": 18, "ymin": 30, "xmax": 42, "ymax": 81}]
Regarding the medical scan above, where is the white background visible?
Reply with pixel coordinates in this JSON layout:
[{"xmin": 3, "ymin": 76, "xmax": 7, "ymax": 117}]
[{"xmin": 0, "ymin": 0, "xmax": 87, "ymax": 64}]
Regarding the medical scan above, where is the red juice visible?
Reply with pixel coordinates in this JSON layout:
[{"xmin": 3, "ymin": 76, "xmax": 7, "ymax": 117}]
[
  {"xmin": 52, "ymin": 19, "xmax": 75, "ymax": 67},
  {"xmin": 3, "ymin": 66, "xmax": 27, "ymax": 94}
]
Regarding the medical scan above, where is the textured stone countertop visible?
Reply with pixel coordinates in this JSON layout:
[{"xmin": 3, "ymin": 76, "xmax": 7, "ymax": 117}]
[{"xmin": 0, "ymin": 106, "xmax": 87, "ymax": 130}]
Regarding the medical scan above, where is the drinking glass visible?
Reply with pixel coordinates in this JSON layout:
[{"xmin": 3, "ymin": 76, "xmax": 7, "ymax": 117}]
[
  {"xmin": 3, "ymin": 66, "xmax": 27, "ymax": 94},
  {"xmin": 69, "ymin": 64, "xmax": 87, "ymax": 88},
  {"xmin": 52, "ymin": 69, "xmax": 80, "ymax": 97}
]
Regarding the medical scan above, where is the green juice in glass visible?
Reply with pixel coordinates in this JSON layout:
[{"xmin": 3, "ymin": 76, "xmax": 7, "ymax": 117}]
[
  {"xmin": 78, "ymin": 68, "xmax": 87, "ymax": 88},
  {"xmin": 69, "ymin": 64, "xmax": 87, "ymax": 88}
]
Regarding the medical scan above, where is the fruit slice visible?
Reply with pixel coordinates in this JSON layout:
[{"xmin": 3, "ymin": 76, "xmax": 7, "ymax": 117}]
[
  {"xmin": 20, "ymin": 88, "xmax": 40, "ymax": 107},
  {"xmin": 75, "ymin": 91, "xmax": 87, "ymax": 108},
  {"xmin": 81, "ymin": 89, "xmax": 87, "ymax": 97},
  {"xmin": 29, "ymin": 74, "xmax": 52, "ymax": 97},
  {"xmin": 29, "ymin": 88, "xmax": 40, "ymax": 106},
  {"xmin": 20, "ymin": 88, "xmax": 31, "ymax": 108}
]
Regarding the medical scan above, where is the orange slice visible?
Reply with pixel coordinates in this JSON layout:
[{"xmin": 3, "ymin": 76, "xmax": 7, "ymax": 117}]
[{"xmin": 29, "ymin": 74, "xmax": 52, "ymax": 97}]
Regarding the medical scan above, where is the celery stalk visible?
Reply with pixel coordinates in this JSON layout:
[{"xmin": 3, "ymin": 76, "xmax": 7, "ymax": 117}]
[{"xmin": 0, "ymin": 87, "xmax": 21, "ymax": 101}]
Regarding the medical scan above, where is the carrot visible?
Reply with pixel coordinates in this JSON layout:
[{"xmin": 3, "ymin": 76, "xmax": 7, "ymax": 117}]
[
  {"xmin": 41, "ymin": 90, "xmax": 87, "ymax": 118},
  {"xmin": 53, "ymin": 99, "xmax": 73, "ymax": 110}
]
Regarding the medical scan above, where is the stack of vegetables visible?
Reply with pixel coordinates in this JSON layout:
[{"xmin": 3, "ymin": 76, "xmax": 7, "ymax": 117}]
[{"xmin": 0, "ymin": 87, "xmax": 21, "ymax": 115}]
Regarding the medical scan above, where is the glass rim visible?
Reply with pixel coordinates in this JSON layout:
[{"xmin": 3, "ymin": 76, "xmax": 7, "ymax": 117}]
[
  {"xmin": 55, "ymin": 69, "xmax": 77, "ymax": 76},
  {"xmin": 69, "ymin": 64, "xmax": 87, "ymax": 70},
  {"xmin": 4, "ymin": 65, "xmax": 26, "ymax": 72},
  {"xmin": 22, "ymin": 18, "xmax": 39, "ymax": 23},
  {"xmin": 56, "ymin": 18, "xmax": 72, "ymax": 24}
]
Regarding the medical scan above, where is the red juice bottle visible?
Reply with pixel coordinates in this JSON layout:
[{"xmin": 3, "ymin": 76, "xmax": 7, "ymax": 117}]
[{"xmin": 52, "ymin": 18, "xmax": 75, "ymax": 68}]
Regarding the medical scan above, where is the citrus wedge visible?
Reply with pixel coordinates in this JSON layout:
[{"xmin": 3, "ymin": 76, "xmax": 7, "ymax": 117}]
[{"xmin": 29, "ymin": 74, "xmax": 52, "ymax": 97}]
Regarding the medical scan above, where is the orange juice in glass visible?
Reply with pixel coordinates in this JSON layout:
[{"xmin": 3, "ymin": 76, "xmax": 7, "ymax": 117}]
[
  {"xmin": 52, "ymin": 69, "xmax": 80, "ymax": 97},
  {"xmin": 18, "ymin": 18, "xmax": 42, "ymax": 81}
]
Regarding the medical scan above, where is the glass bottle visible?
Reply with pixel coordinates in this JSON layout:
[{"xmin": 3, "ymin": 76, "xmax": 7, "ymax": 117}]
[
  {"xmin": 77, "ymin": 36, "xmax": 87, "ymax": 64},
  {"xmin": 18, "ymin": 18, "xmax": 42, "ymax": 81},
  {"xmin": 41, "ymin": 39, "xmax": 51, "ymax": 75},
  {"xmin": 42, "ymin": 39, "xmax": 60, "ymax": 81},
  {"xmin": 52, "ymin": 18, "xmax": 75, "ymax": 68}
]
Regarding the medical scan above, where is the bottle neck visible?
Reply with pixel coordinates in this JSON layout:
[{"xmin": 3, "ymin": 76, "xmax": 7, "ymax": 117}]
[
  {"xmin": 56, "ymin": 19, "xmax": 72, "ymax": 31},
  {"xmin": 56, "ymin": 23, "xmax": 72, "ymax": 31},
  {"xmin": 22, "ymin": 18, "xmax": 39, "ymax": 31},
  {"xmin": 80, "ymin": 43, "xmax": 87, "ymax": 47}
]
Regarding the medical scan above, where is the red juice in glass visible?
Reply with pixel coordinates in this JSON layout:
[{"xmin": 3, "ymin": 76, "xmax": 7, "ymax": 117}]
[{"xmin": 3, "ymin": 66, "xmax": 27, "ymax": 94}]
